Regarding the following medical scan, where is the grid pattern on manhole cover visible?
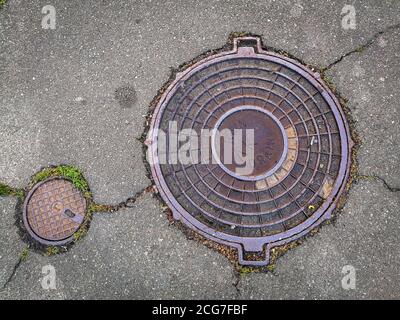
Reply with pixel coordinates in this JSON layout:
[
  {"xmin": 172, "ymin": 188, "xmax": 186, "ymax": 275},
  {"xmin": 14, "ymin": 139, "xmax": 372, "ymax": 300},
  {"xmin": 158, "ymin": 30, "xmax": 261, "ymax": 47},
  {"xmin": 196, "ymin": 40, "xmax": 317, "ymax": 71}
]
[
  {"xmin": 148, "ymin": 37, "xmax": 352, "ymax": 266},
  {"xmin": 23, "ymin": 178, "xmax": 87, "ymax": 245}
]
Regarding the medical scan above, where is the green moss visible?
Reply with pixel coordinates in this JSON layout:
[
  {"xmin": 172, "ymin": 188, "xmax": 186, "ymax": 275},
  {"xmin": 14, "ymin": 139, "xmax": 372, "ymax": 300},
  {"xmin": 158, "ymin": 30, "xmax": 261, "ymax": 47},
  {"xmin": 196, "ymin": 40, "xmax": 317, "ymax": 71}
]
[
  {"xmin": 20, "ymin": 247, "xmax": 29, "ymax": 261},
  {"xmin": 31, "ymin": 165, "xmax": 90, "ymax": 194},
  {"xmin": 45, "ymin": 246, "xmax": 59, "ymax": 256},
  {"xmin": 0, "ymin": 0, "xmax": 7, "ymax": 9},
  {"xmin": 73, "ymin": 228, "xmax": 85, "ymax": 241},
  {"xmin": 266, "ymin": 264, "xmax": 276, "ymax": 272},
  {"xmin": 72, "ymin": 204, "xmax": 96, "ymax": 242},
  {"xmin": 0, "ymin": 183, "xmax": 14, "ymax": 196},
  {"xmin": 236, "ymin": 263, "xmax": 275, "ymax": 274},
  {"xmin": 88, "ymin": 202, "xmax": 113, "ymax": 214},
  {"xmin": 70, "ymin": 202, "xmax": 114, "ymax": 242},
  {"xmin": 355, "ymin": 46, "xmax": 365, "ymax": 53},
  {"xmin": 237, "ymin": 266, "xmax": 253, "ymax": 275},
  {"xmin": 322, "ymin": 74, "xmax": 336, "ymax": 91},
  {"xmin": 0, "ymin": 183, "xmax": 24, "ymax": 198}
]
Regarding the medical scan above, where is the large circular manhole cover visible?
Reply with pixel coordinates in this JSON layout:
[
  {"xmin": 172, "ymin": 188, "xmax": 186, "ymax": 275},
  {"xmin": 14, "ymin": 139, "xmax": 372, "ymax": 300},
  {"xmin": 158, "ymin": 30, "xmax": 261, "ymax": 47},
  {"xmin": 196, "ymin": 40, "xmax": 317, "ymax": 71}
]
[
  {"xmin": 23, "ymin": 178, "xmax": 87, "ymax": 246},
  {"xmin": 148, "ymin": 37, "xmax": 352, "ymax": 266}
]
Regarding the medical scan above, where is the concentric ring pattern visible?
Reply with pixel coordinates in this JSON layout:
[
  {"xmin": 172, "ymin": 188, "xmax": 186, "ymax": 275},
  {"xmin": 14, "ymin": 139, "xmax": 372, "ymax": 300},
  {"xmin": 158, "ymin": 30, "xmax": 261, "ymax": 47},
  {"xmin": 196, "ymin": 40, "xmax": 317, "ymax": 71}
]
[{"xmin": 148, "ymin": 37, "xmax": 352, "ymax": 265}]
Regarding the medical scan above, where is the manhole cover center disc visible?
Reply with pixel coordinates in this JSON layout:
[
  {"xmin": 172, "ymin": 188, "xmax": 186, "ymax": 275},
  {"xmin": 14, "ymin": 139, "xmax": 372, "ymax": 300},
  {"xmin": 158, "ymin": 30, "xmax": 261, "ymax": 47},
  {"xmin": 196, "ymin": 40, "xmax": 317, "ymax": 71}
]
[
  {"xmin": 148, "ymin": 37, "xmax": 352, "ymax": 265},
  {"xmin": 23, "ymin": 178, "xmax": 87, "ymax": 245},
  {"xmin": 214, "ymin": 106, "xmax": 287, "ymax": 180}
]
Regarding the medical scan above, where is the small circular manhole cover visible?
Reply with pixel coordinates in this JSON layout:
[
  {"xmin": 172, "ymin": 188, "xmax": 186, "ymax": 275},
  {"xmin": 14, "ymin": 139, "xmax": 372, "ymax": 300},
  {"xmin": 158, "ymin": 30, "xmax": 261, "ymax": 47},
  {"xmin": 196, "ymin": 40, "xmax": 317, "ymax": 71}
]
[
  {"xmin": 148, "ymin": 37, "xmax": 352, "ymax": 266},
  {"xmin": 23, "ymin": 178, "xmax": 87, "ymax": 246}
]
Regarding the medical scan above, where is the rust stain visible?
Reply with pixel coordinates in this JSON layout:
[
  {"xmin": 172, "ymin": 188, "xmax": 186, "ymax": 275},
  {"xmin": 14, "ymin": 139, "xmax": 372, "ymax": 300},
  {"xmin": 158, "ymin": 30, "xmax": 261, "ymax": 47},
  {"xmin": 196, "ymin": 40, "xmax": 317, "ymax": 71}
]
[{"xmin": 320, "ymin": 176, "xmax": 334, "ymax": 199}]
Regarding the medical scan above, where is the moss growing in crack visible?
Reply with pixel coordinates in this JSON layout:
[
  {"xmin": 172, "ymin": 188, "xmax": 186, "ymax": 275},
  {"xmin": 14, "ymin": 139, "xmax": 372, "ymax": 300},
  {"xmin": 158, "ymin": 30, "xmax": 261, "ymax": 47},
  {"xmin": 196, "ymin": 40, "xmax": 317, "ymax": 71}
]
[
  {"xmin": 237, "ymin": 266, "xmax": 253, "ymax": 275},
  {"xmin": 266, "ymin": 264, "xmax": 276, "ymax": 272},
  {"xmin": 45, "ymin": 246, "xmax": 60, "ymax": 256},
  {"xmin": 0, "ymin": 183, "xmax": 24, "ymax": 198},
  {"xmin": 73, "ymin": 224, "xmax": 88, "ymax": 242},
  {"xmin": 268, "ymin": 241, "xmax": 301, "ymax": 266},
  {"xmin": 236, "ymin": 263, "xmax": 275, "ymax": 275},
  {"xmin": 15, "ymin": 189, "xmax": 25, "ymax": 198},
  {"xmin": 88, "ymin": 202, "xmax": 114, "ymax": 214},
  {"xmin": 0, "ymin": 183, "xmax": 16, "ymax": 196},
  {"xmin": 73, "ymin": 203, "xmax": 94, "ymax": 242},
  {"xmin": 30, "ymin": 165, "xmax": 90, "ymax": 194},
  {"xmin": 72, "ymin": 201, "xmax": 115, "ymax": 242},
  {"xmin": 355, "ymin": 46, "xmax": 365, "ymax": 53},
  {"xmin": 20, "ymin": 247, "xmax": 29, "ymax": 262},
  {"xmin": 0, "ymin": 183, "xmax": 12, "ymax": 196},
  {"xmin": 321, "ymin": 73, "xmax": 337, "ymax": 92}
]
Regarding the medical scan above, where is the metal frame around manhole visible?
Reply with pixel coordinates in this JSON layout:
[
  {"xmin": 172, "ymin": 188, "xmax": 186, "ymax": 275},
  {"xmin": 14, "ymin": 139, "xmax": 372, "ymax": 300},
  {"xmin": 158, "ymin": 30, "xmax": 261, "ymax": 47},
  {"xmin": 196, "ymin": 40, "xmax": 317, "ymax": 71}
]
[{"xmin": 147, "ymin": 36, "xmax": 353, "ymax": 266}]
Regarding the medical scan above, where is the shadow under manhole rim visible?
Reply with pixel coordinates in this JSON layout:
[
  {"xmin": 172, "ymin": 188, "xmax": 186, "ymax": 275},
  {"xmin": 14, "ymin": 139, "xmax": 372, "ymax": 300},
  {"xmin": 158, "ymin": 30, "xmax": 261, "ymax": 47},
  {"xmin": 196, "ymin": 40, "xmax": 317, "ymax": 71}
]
[{"xmin": 146, "ymin": 36, "xmax": 353, "ymax": 266}]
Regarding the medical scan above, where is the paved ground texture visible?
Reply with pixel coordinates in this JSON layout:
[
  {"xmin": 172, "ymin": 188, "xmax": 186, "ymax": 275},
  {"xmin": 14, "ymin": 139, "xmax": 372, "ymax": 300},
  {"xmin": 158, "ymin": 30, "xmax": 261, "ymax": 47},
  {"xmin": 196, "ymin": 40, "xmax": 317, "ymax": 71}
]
[{"xmin": 0, "ymin": 0, "xmax": 399, "ymax": 299}]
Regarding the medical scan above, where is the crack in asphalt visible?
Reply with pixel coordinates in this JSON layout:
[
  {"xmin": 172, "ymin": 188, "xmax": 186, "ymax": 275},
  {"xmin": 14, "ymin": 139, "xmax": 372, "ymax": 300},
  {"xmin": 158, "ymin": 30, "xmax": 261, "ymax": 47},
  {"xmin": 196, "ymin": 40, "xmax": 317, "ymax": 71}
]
[
  {"xmin": 1, "ymin": 256, "xmax": 24, "ymax": 291},
  {"xmin": 0, "ymin": 25, "xmax": 399, "ymax": 293},
  {"xmin": 233, "ymin": 271, "xmax": 242, "ymax": 299},
  {"xmin": 0, "ymin": 185, "xmax": 154, "ymax": 290},
  {"xmin": 323, "ymin": 22, "xmax": 400, "ymax": 71},
  {"xmin": 357, "ymin": 175, "xmax": 400, "ymax": 193},
  {"xmin": 110, "ymin": 185, "xmax": 154, "ymax": 212}
]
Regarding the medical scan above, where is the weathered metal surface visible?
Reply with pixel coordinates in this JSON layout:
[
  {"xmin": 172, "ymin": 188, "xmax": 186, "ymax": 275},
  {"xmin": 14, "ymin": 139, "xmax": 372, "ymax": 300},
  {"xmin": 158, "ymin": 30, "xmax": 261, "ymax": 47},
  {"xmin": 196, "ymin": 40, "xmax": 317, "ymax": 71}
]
[
  {"xmin": 148, "ymin": 37, "xmax": 352, "ymax": 265},
  {"xmin": 23, "ymin": 178, "xmax": 86, "ymax": 246}
]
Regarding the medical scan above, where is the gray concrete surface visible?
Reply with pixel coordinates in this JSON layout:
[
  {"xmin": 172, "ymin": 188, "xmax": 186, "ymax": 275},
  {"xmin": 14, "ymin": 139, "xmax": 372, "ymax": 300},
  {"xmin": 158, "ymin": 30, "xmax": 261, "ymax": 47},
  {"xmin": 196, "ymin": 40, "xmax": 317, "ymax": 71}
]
[
  {"xmin": 0, "ymin": 0, "xmax": 399, "ymax": 299},
  {"xmin": 327, "ymin": 26, "xmax": 400, "ymax": 187},
  {"xmin": 0, "ymin": 194, "xmax": 237, "ymax": 299},
  {"xmin": 239, "ymin": 181, "xmax": 400, "ymax": 299}
]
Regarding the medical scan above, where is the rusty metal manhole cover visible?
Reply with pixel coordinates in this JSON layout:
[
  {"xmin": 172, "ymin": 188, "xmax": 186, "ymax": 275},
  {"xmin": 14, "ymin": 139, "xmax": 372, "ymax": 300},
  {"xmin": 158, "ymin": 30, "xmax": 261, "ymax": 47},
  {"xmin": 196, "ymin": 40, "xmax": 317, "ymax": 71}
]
[
  {"xmin": 23, "ymin": 178, "xmax": 87, "ymax": 246},
  {"xmin": 147, "ymin": 37, "xmax": 352, "ymax": 266}
]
